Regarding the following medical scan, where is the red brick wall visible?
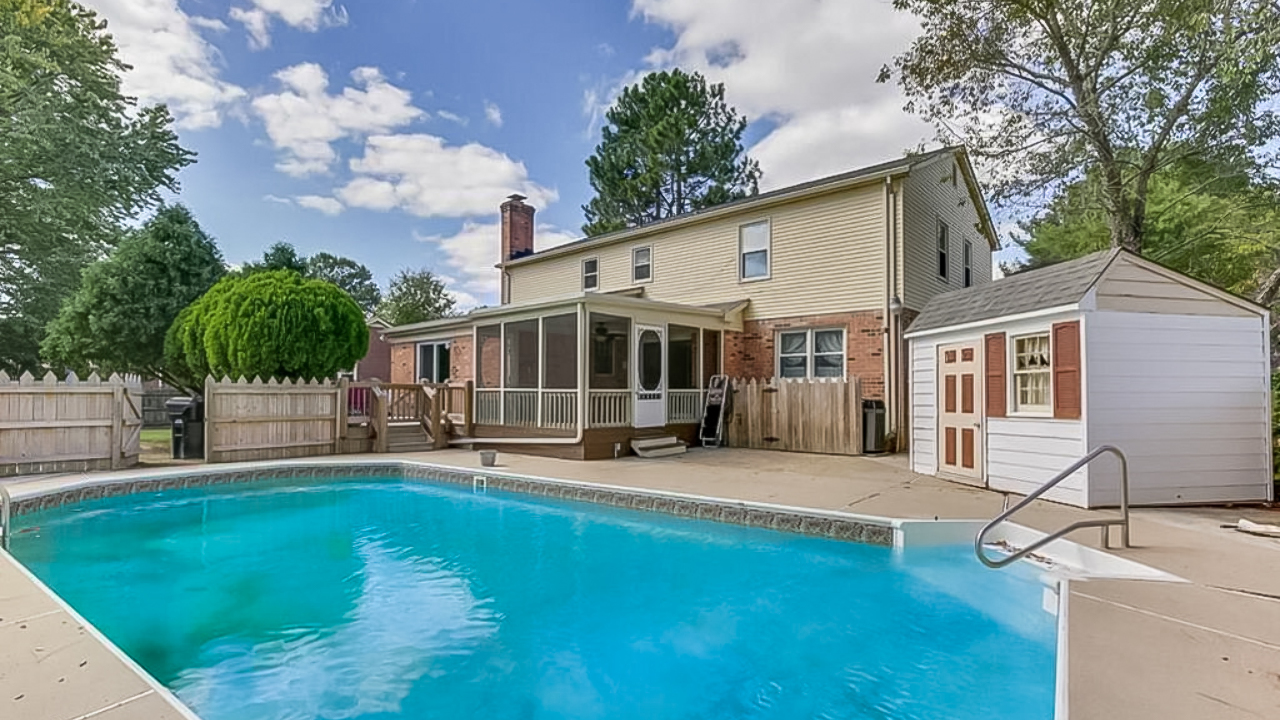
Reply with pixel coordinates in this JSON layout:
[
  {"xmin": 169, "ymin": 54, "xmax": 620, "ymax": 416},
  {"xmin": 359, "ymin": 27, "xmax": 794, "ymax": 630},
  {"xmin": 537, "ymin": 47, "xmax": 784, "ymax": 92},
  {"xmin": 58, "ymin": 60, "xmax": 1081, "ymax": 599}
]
[
  {"xmin": 450, "ymin": 335, "xmax": 474, "ymax": 382},
  {"xmin": 722, "ymin": 310, "xmax": 887, "ymax": 399},
  {"xmin": 356, "ymin": 325, "xmax": 392, "ymax": 381},
  {"xmin": 389, "ymin": 342, "xmax": 414, "ymax": 383}
]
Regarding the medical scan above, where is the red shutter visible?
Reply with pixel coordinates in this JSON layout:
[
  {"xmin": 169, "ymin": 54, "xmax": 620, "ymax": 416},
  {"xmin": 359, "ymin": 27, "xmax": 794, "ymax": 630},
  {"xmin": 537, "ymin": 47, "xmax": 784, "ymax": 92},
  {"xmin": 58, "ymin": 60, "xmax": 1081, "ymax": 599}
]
[
  {"xmin": 1053, "ymin": 321, "xmax": 1081, "ymax": 419},
  {"xmin": 984, "ymin": 333, "xmax": 1006, "ymax": 418}
]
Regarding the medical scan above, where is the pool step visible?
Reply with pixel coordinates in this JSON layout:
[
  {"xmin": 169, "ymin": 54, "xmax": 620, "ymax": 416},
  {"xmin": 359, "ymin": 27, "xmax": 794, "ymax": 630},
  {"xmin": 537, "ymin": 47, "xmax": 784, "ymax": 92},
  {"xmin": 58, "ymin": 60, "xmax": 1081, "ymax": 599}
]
[{"xmin": 630, "ymin": 436, "xmax": 687, "ymax": 458}]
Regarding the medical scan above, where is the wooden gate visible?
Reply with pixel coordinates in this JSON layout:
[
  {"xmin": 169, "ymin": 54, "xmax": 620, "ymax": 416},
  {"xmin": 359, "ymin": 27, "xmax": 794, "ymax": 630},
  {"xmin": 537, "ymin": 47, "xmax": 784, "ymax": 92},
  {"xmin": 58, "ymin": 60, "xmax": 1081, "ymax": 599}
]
[
  {"xmin": 0, "ymin": 371, "xmax": 143, "ymax": 476},
  {"xmin": 726, "ymin": 377, "xmax": 863, "ymax": 455}
]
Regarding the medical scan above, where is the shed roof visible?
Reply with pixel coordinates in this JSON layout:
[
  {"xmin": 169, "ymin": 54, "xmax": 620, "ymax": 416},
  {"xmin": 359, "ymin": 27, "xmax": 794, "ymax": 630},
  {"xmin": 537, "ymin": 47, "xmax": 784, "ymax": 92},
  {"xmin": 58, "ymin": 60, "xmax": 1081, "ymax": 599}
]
[{"xmin": 908, "ymin": 249, "xmax": 1120, "ymax": 334}]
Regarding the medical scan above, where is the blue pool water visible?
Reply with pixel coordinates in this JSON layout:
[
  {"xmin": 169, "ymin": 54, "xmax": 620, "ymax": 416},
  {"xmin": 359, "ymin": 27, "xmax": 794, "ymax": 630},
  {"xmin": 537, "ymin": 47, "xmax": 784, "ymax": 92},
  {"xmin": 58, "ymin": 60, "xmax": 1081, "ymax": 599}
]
[{"xmin": 12, "ymin": 477, "xmax": 1057, "ymax": 720}]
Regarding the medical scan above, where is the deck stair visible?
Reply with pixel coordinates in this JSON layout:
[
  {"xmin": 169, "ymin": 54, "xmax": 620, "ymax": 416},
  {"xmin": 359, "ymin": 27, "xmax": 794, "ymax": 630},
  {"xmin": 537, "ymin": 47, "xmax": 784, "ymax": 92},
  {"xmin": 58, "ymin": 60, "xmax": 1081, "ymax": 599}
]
[
  {"xmin": 630, "ymin": 436, "xmax": 687, "ymax": 458},
  {"xmin": 386, "ymin": 423, "xmax": 433, "ymax": 453}
]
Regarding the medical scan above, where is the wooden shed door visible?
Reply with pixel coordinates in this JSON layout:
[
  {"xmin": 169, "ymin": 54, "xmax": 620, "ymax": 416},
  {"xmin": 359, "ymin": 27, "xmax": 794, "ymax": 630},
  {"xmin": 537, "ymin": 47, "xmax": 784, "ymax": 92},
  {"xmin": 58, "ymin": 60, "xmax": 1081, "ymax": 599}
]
[{"xmin": 938, "ymin": 342, "xmax": 983, "ymax": 485}]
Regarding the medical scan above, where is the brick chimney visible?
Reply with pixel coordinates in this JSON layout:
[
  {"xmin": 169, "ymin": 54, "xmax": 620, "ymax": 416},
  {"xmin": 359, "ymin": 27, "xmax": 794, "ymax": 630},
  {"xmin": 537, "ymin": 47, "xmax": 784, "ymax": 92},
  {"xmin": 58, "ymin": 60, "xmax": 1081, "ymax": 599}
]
[{"xmin": 500, "ymin": 194, "xmax": 535, "ymax": 262}]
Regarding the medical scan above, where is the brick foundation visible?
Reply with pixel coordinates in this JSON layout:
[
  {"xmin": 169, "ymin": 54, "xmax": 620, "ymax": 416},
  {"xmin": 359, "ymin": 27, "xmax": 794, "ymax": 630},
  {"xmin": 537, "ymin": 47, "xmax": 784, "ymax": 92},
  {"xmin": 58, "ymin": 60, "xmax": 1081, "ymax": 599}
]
[{"xmin": 723, "ymin": 310, "xmax": 887, "ymax": 399}]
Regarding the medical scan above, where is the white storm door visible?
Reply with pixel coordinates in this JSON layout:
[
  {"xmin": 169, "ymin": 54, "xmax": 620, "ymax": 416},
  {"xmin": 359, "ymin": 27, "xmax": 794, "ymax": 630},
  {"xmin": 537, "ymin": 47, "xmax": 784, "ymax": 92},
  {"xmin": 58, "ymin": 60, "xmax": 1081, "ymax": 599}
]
[{"xmin": 634, "ymin": 325, "xmax": 666, "ymax": 428}]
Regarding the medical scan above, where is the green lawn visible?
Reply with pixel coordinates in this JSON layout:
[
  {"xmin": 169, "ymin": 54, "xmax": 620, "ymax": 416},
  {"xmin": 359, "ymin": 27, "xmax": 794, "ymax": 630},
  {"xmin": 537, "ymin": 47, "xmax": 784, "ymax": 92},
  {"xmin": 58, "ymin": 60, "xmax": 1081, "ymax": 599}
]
[{"xmin": 140, "ymin": 428, "xmax": 170, "ymax": 444}]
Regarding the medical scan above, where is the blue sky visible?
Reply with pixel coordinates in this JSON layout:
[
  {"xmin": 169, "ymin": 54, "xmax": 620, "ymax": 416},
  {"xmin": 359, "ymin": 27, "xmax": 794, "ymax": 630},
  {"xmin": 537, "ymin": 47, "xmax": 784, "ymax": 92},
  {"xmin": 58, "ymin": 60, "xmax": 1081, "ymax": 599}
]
[{"xmin": 90, "ymin": 0, "xmax": 1002, "ymax": 306}]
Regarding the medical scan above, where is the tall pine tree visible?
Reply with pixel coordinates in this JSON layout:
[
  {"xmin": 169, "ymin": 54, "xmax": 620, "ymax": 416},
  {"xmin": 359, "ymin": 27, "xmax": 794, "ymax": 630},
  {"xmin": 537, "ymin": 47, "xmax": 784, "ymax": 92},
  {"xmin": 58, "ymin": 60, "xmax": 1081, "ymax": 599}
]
[{"xmin": 582, "ymin": 69, "xmax": 761, "ymax": 237}]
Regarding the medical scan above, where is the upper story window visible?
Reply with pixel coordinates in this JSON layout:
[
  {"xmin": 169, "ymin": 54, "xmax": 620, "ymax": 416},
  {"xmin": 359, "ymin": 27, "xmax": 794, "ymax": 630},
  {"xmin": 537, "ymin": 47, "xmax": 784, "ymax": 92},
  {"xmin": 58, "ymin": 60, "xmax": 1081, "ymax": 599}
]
[
  {"xmin": 582, "ymin": 257, "xmax": 599, "ymax": 291},
  {"xmin": 740, "ymin": 220, "xmax": 770, "ymax": 280},
  {"xmin": 632, "ymin": 246, "xmax": 652, "ymax": 283},
  {"xmin": 777, "ymin": 328, "xmax": 845, "ymax": 378},
  {"xmin": 1013, "ymin": 333, "xmax": 1051, "ymax": 413},
  {"xmin": 936, "ymin": 220, "xmax": 950, "ymax": 281},
  {"xmin": 963, "ymin": 240, "xmax": 973, "ymax": 288}
]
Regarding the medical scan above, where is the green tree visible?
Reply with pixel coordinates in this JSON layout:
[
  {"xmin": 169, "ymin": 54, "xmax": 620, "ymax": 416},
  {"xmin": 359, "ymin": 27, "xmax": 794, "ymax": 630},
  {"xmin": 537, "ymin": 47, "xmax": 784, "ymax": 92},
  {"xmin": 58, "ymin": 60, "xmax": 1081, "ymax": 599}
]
[
  {"xmin": 242, "ymin": 241, "xmax": 308, "ymax": 275},
  {"xmin": 375, "ymin": 269, "xmax": 457, "ymax": 326},
  {"xmin": 306, "ymin": 252, "xmax": 382, "ymax": 313},
  {"xmin": 164, "ymin": 270, "xmax": 367, "ymax": 386},
  {"xmin": 41, "ymin": 205, "xmax": 225, "ymax": 391},
  {"xmin": 582, "ymin": 69, "xmax": 762, "ymax": 236},
  {"xmin": 879, "ymin": 1, "xmax": 1280, "ymax": 255},
  {"xmin": 0, "ymin": 0, "xmax": 193, "ymax": 373}
]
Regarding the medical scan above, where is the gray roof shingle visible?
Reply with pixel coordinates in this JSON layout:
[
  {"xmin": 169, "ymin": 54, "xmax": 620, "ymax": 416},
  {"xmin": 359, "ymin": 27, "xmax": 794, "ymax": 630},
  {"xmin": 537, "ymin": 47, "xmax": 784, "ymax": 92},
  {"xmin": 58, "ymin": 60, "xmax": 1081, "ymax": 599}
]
[{"xmin": 908, "ymin": 249, "xmax": 1120, "ymax": 334}]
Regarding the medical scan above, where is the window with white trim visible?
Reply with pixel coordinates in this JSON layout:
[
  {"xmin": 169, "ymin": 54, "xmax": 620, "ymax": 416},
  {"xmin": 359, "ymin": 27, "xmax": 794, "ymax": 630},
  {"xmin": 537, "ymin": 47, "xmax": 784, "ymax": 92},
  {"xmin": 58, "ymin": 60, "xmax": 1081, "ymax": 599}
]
[
  {"xmin": 582, "ymin": 257, "xmax": 599, "ymax": 291},
  {"xmin": 963, "ymin": 240, "xmax": 973, "ymax": 287},
  {"xmin": 739, "ymin": 220, "xmax": 770, "ymax": 280},
  {"xmin": 937, "ymin": 220, "xmax": 950, "ymax": 280},
  {"xmin": 416, "ymin": 341, "xmax": 451, "ymax": 383},
  {"xmin": 632, "ymin": 246, "xmax": 652, "ymax": 283},
  {"xmin": 1013, "ymin": 333, "xmax": 1051, "ymax": 412},
  {"xmin": 777, "ymin": 328, "xmax": 845, "ymax": 378}
]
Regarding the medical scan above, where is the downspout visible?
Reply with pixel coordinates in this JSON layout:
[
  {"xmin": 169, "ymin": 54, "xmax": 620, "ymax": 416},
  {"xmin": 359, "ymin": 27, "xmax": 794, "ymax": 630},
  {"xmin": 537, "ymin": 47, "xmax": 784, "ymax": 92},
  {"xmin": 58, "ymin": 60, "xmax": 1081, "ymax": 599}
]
[
  {"xmin": 882, "ymin": 178, "xmax": 897, "ymax": 443},
  {"xmin": 450, "ymin": 301, "xmax": 587, "ymax": 446}
]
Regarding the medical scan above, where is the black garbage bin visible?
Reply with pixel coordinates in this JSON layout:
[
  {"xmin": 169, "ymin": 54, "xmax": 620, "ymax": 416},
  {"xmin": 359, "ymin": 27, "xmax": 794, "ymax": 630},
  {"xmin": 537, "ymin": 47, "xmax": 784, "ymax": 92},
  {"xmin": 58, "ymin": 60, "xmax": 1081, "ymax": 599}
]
[
  {"xmin": 862, "ymin": 399, "xmax": 886, "ymax": 454},
  {"xmin": 165, "ymin": 396, "xmax": 205, "ymax": 459}
]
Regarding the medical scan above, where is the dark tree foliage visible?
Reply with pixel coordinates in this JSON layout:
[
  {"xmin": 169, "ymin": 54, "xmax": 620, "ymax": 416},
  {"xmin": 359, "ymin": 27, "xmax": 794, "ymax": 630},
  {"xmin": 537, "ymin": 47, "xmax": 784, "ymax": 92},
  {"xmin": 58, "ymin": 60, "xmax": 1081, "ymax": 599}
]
[
  {"xmin": 242, "ymin": 242, "xmax": 308, "ymax": 275},
  {"xmin": 880, "ymin": 0, "xmax": 1280, "ymax": 255},
  {"xmin": 0, "ymin": 0, "xmax": 193, "ymax": 373},
  {"xmin": 306, "ymin": 252, "xmax": 382, "ymax": 313},
  {"xmin": 41, "ymin": 205, "xmax": 224, "ymax": 391},
  {"xmin": 375, "ymin": 268, "xmax": 456, "ymax": 326},
  {"xmin": 582, "ymin": 69, "xmax": 761, "ymax": 237},
  {"xmin": 164, "ymin": 270, "xmax": 368, "ymax": 386}
]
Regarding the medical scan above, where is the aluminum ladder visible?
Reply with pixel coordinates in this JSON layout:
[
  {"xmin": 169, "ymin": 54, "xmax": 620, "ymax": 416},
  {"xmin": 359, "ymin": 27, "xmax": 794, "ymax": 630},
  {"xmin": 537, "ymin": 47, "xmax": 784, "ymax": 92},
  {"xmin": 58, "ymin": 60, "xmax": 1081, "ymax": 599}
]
[
  {"xmin": 0, "ymin": 484, "xmax": 11, "ymax": 551},
  {"xmin": 975, "ymin": 444, "xmax": 1130, "ymax": 569}
]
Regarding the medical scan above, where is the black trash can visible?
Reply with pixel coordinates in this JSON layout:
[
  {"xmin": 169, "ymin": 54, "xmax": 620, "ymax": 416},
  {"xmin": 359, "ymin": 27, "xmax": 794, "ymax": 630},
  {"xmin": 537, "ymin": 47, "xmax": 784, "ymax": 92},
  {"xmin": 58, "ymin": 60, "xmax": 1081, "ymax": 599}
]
[
  {"xmin": 862, "ymin": 399, "xmax": 886, "ymax": 454},
  {"xmin": 165, "ymin": 396, "xmax": 205, "ymax": 460}
]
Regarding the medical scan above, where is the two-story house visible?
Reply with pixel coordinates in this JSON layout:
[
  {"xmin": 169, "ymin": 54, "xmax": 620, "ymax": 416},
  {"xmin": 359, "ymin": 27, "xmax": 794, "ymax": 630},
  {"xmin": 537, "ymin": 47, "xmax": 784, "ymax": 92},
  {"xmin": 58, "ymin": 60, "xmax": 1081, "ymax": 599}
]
[{"xmin": 384, "ymin": 146, "xmax": 997, "ymax": 458}]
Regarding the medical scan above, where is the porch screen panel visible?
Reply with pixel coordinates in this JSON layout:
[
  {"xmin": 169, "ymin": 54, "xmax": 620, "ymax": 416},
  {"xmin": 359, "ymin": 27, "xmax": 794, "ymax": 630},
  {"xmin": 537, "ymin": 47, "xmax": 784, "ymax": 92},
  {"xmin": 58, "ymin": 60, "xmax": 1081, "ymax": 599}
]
[
  {"xmin": 668, "ymin": 325, "xmax": 699, "ymax": 389},
  {"xmin": 476, "ymin": 325, "xmax": 502, "ymax": 388},
  {"xmin": 504, "ymin": 319, "xmax": 539, "ymax": 389},
  {"xmin": 702, "ymin": 330, "xmax": 721, "ymax": 385},
  {"xmin": 543, "ymin": 313, "xmax": 578, "ymax": 389},
  {"xmin": 589, "ymin": 313, "xmax": 630, "ymax": 389}
]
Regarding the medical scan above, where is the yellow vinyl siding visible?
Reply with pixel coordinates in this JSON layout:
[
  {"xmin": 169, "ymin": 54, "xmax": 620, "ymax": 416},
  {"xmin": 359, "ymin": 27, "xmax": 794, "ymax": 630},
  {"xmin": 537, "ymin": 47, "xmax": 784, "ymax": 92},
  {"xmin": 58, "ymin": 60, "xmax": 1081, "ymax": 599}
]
[
  {"xmin": 901, "ymin": 155, "xmax": 992, "ymax": 310},
  {"xmin": 508, "ymin": 186, "xmax": 889, "ymax": 319},
  {"xmin": 1095, "ymin": 257, "xmax": 1255, "ymax": 317}
]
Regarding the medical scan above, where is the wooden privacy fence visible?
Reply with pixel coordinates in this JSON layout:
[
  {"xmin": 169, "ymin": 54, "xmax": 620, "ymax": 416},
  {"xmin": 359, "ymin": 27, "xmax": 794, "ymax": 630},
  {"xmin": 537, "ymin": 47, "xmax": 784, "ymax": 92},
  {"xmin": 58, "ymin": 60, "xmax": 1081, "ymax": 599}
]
[
  {"xmin": 726, "ymin": 377, "xmax": 863, "ymax": 456},
  {"xmin": 0, "ymin": 371, "xmax": 142, "ymax": 476},
  {"xmin": 204, "ymin": 376, "xmax": 352, "ymax": 463}
]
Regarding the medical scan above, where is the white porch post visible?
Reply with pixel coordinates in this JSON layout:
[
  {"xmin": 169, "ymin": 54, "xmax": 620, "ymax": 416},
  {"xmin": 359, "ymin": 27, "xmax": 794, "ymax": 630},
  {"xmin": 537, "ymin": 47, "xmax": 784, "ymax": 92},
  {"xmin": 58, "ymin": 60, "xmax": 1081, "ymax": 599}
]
[
  {"xmin": 498, "ymin": 322, "xmax": 505, "ymax": 426},
  {"xmin": 536, "ymin": 316, "xmax": 545, "ymax": 428},
  {"xmin": 578, "ymin": 302, "xmax": 588, "ymax": 431}
]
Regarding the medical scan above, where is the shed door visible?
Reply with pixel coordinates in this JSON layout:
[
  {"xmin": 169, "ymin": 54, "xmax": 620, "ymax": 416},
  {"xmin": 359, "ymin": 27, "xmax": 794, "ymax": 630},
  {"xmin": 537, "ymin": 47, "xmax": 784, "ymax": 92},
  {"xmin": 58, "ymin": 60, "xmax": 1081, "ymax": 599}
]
[{"xmin": 938, "ymin": 342, "xmax": 984, "ymax": 485}]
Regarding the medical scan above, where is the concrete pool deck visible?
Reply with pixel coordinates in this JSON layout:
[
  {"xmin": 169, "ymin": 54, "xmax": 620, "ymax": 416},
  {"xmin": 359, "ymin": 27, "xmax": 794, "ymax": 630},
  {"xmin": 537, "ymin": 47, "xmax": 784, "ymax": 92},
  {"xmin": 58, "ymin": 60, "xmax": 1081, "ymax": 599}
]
[{"xmin": 2, "ymin": 447, "xmax": 1279, "ymax": 719}]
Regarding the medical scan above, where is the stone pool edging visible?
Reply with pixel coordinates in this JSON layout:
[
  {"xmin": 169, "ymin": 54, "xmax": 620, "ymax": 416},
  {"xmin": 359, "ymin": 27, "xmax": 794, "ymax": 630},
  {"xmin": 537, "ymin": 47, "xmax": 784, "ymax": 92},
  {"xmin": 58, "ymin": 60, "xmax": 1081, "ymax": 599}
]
[{"xmin": 8, "ymin": 459, "xmax": 898, "ymax": 547}]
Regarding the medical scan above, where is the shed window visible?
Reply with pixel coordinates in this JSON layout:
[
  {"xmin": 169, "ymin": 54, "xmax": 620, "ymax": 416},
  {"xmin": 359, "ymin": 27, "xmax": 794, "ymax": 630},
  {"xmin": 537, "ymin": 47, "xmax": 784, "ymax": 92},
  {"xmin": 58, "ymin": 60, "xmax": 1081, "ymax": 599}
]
[
  {"xmin": 937, "ymin": 220, "xmax": 950, "ymax": 280},
  {"xmin": 778, "ymin": 329, "xmax": 844, "ymax": 378},
  {"xmin": 1013, "ymin": 333, "xmax": 1051, "ymax": 412},
  {"xmin": 740, "ymin": 221, "xmax": 770, "ymax": 280},
  {"xmin": 582, "ymin": 258, "xmax": 599, "ymax": 291},
  {"xmin": 632, "ymin": 247, "xmax": 652, "ymax": 283},
  {"xmin": 963, "ymin": 240, "xmax": 973, "ymax": 288}
]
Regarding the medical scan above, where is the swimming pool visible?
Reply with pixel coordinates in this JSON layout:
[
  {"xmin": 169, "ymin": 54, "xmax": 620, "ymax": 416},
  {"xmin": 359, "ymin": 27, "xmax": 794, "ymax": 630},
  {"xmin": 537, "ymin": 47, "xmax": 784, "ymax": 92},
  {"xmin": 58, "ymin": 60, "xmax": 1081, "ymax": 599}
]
[{"xmin": 11, "ymin": 474, "xmax": 1057, "ymax": 720}]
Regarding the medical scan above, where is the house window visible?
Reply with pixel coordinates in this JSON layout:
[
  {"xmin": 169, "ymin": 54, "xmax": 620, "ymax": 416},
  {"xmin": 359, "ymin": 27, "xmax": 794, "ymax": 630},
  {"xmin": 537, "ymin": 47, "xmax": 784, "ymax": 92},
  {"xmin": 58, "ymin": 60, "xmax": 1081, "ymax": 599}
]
[
  {"xmin": 937, "ymin": 220, "xmax": 950, "ymax": 280},
  {"xmin": 739, "ymin": 220, "xmax": 770, "ymax": 280},
  {"xmin": 632, "ymin": 247, "xmax": 652, "ymax": 283},
  {"xmin": 777, "ymin": 329, "xmax": 845, "ymax": 378},
  {"xmin": 582, "ymin": 257, "xmax": 599, "ymax": 291},
  {"xmin": 1013, "ymin": 333, "xmax": 1052, "ymax": 412},
  {"xmin": 963, "ymin": 240, "xmax": 973, "ymax": 288},
  {"xmin": 416, "ymin": 342, "xmax": 450, "ymax": 383}
]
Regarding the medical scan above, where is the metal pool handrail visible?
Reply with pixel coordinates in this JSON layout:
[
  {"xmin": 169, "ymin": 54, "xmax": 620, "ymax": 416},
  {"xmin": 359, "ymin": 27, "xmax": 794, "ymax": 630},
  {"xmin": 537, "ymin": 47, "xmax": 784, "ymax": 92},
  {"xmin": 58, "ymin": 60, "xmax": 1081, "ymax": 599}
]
[
  {"xmin": 975, "ymin": 444, "xmax": 1130, "ymax": 569},
  {"xmin": 0, "ymin": 484, "xmax": 11, "ymax": 551}
]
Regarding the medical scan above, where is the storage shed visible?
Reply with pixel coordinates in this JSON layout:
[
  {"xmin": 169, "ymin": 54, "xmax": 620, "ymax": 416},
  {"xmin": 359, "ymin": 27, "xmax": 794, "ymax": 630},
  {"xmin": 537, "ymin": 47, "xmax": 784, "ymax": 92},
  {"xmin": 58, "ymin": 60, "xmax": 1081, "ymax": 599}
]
[{"xmin": 905, "ymin": 248, "xmax": 1272, "ymax": 508}]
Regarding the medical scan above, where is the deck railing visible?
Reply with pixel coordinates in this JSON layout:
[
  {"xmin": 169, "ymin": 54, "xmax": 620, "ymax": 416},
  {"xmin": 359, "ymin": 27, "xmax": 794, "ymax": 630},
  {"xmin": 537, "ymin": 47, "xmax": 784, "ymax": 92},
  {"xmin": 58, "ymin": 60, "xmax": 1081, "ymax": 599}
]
[
  {"xmin": 667, "ymin": 390, "xmax": 704, "ymax": 424},
  {"xmin": 541, "ymin": 390, "xmax": 578, "ymax": 430},
  {"xmin": 475, "ymin": 389, "xmax": 501, "ymax": 425},
  {"xmin": 588, "ymin": 390, "xmax": 632, "ymax": 427},
  {"xmin": 503, "ymin": 390, "xmax": 539, "ymax": 427}
]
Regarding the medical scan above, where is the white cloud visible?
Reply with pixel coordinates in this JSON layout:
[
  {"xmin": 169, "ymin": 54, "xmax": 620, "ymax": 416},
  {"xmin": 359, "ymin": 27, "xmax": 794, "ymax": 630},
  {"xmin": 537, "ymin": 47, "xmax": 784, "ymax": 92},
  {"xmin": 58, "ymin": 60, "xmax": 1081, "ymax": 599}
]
[
  {"xmin": 252, "ymin": 63, "xmax": 425, "ymax": 176},
  {"xmin": 230, "ymin": 0, "xmax": 349, "ymax": 49},
  {"xmin": 415, "ymin": 221, "xmax": 578, "ymax": 306},
  {"xmin": 483, "ymin": 101, "xmax": 503, "ymax": 128},
  {"xmin": 295, "ymin": 195, "xmax": 344, "ymax": 215},
  {"xmin": 263, "ymin": 194, "xmax": 293, "ymax": 205},
  {"xmin": 338, "ymin": 134, "xmax": 557, "ymax": 218},
  {"xmin": 437, "ymin": 110, "xmax": 468, "ymax": 125},
  {"xmin": 628, "ymin": 0, "xmax": 933, "ymax": 188},
  {"xmin": 189, "ymin": 16, "xmax": 229, "ymax": 32},
  {"xmin": 84, "ymin": 0, "xmax": 246, "ymax": 129}
]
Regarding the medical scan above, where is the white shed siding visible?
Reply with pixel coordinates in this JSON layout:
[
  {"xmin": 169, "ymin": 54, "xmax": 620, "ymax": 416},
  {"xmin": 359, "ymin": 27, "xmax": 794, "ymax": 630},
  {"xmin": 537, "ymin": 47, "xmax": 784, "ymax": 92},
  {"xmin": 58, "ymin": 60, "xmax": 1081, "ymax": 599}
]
[
  {"xmin": 909, "ymin": 343, "xmax": 936, "ymax": 474},
  {"xmin": 986, "ymin": 418, "xmax": 1088, "ymax": 505},
  {"xmin": 1084, "ymin": 311, "xmax": 1271, "ymax": 505},
  {"xmin": 900, "ymin": 154, "xmax": 993, "ymax": 310},
  {"xmin": 1094, "ymin": 258, "xmax": 1256, "ymax": 317}
]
